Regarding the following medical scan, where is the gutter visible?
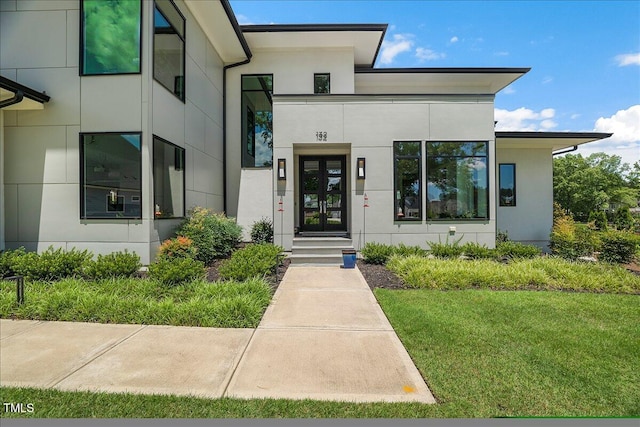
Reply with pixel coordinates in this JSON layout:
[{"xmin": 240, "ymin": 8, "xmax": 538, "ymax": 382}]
[
  {"xmin": 552, "ymin": 146, "xmax": 578, "ymax": 156},
  {"xmin": 0, "ymin": 90, "xmax": 24, "ymax": 109},
  {"xmin": 222, "ymin": 58, "xmax": 251, "ymax": 214}
]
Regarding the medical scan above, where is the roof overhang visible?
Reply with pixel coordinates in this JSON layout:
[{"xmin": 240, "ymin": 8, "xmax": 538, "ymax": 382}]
[
  {"xmin": 355, "ymin": 68, "xmax": 530, "ymax": 95},
  {"xmin": 0, "ymin": 76, "xmax": 50, "ymax": 110},
  {"xmin": 183, "ymin": 0, "xmax": 251, "ymax": 63},
  {"xmin": 496, "ymin": 131, "xmax": 613, "ymax": 152},
  {"xmin": 240, "ymin": 24, "xmax": 388, "ymax": 68}
]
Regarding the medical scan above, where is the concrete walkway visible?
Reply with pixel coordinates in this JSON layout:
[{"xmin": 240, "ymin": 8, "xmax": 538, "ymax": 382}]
[{"xmin": 0, "ymin": 266, "xmax": 435, "ymax": 404}]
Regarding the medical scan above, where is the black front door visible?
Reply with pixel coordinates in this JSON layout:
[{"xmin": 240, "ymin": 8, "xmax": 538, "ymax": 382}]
[{"xmin": 299, "ymin": 156, "xmax": 347, "ymax": 232}]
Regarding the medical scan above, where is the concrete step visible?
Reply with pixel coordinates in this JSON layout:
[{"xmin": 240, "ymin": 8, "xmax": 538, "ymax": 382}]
[
  {"xmin": 289, "ymin": 254, "xmax": 345, "ymax": 265},
  {"xmin": 292, "ymin": 237, "xmax": 352, "ymax": 247},
  {"xmin": 291, "ymin": 245, "xmax": 354, "ymax": 256}
]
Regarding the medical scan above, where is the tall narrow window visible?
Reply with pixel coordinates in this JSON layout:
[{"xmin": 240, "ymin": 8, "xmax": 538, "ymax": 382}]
[
  {"xmin": 499, "ymin": 163, "xmax": 516, "ymax": 207},
  {"xmin": 394, "ymin": 142, "xmax": 422, "ymax": 221},
  {"xmin": 154, "ymin": 0, "xmax": 185, "ymax": 101},
  {"xmin": 314, "ymin": 73, "xmax": 330, "ymax": 94},
  {"xmin": 427, "ymin": 142, "xmax": 488, "ymax": 220},
  {"xmin": 81, "ymin": 0, "xmax": 142, "ymax": 75},
  {"xmin": 80, "ymin": 133, "xmax": 142, "ymax": 219},
  {"xmin": 153, "ymin": 136, "xmax": 185, "ymax": 218},
  {"xmin": 242, "ymin": 75, "xmax": 273, "ymax": 167}
]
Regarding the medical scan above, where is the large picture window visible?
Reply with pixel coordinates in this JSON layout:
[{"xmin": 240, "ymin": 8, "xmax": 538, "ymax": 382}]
[
  {"xmin": 80, "ymin": 133, "xmax": 142, "ymax": 219},
  {"xmin": 394, "ymin": 142, "xmax": 422, "ymax": 221},
  {"xmin": 499, "ymin": 163, "xmax": 516, "ymax": 207},
  {"xmin": 80, "ymin": 0, "xmax": 142, "ymax": 75},
  {"xmin": 154, "ymin": 0, "xmax": 185, "ymax": 101},
  {"xmin": 153, "ymin": 136, "xmax": 185, "ymax": 219},
  {"xmin": 242, "ymin": 75, "xmax": 273, "ymax": 167},
  {"xmin": 427, "ymin": 142, "xmax": 488, "ymax": 220}
]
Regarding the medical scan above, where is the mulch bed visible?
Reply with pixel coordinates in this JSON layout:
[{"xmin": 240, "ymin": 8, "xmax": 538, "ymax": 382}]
[
  {"xmin": 357, "ymin": 260, "xmax": 406, "ymax": 290},
  {"xmin": 205, "ymin": 257, "xmax": 291, "ymax": 292}
]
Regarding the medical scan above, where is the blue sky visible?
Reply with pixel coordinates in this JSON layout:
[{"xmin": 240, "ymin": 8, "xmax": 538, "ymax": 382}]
[{"xmin": 230, "ymin": 0, "xmax": 640, "ymax": 166}]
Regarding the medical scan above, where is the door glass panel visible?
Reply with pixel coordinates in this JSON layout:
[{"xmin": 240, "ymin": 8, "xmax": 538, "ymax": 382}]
[
  {"xmin": 304, "ymin": 175, "xmax": 319, "ymax": 191},
  {"xmin": 304, "ymin": 194, "xmax": 318, "ymax": 208},
  {"xmin": 326, "ymin": 211, "xmax": 342, "ymax": 224},
  {"xmin": 327, "ymin": 177, "xmax": 341, "ymax": 192},
  {"xmin": 304, "ymin": 160, "xmax": 319, "ymax": 172},
  {"xmin": 304, "ymin": 211, "xmax": 320, "ymax": 225},
  {"xmin": 326, "ymin": 160, "xmax": 341, "ymax": 175},
  {"xmin": 326, "ymin": 194, "xmax": 341, "ymax": 208}
]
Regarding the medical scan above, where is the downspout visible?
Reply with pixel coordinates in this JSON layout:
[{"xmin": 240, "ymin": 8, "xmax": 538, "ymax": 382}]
[
  {"xmin": 222, "ymin": 59, "xmax": 251, "ymax": 214},
  {"xmin": 0, "ymin": 90, "xmax": 24, "ymax": 109},
  {"xmin": 552, "ymin": 145, "xmax": 578, "ymax": 156}
]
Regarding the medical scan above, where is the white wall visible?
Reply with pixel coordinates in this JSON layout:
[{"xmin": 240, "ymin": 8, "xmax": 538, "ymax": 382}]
[{"xmin": 497, "ymin": 147, "xmax": 554, "ymax": 249}]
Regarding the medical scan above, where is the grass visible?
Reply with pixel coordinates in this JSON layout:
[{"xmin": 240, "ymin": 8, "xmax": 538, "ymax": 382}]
[
  {"xmin": 0, "ymin": 277, "xmax": 272, "ymax": 328},
  {"xmin": 2, "ymin": 290, "xmax": 638, "ymax": 418},
  {"xmin": 387, "ymin": 255, "xmax": 640, "ymax": 293}
]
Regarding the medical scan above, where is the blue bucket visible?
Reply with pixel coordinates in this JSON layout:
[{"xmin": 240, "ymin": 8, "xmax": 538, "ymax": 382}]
[{"xmin": 342, "ymin": 250, "xmax": 357, "ymax": 269}]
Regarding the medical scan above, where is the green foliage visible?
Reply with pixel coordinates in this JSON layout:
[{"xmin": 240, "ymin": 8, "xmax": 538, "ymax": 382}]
[
  {"xmin": 361, "ymin": 242, "xmax": 396, "ymax": 265},
  {"xmin": 599, "ymin": 231, "xmax": 639, "ymax": 264},
  {"xmin": 613, "ymin": 206, "xmax": 635, "ymax": 231},
  {"xmin": 387, "ymin": 255, "xmax": 640, "ymax": 293},
  {"xmin": 0, "ymin": 247, "xmax": 26, "ymax": 278},
  {"xmin": 156, "ymin": 236, "xmax": 197, "ymax": 261},
  {"xmin": 460, "ymin": 242, "xmax": 495, "ymax": 259},
  {"xmin": 428, "ymin": 236, "xmax": 464, "ymax": 258},
  {"xmin": 11, "ymin": 247, "xmax": 92, "ymax": 281},
  {"xmin": 496, "ymin": 230, "xmax": 510, "ymax": 244},
  {"xmin": 496, "ymin": 241, "xmax": 541, "ymax": 259},
  {"xmin": 83, "ymin": 251, "xmax": 141, "ymax": 280},
  {"xmin": 550, "ymin": 210, "xmax": 599, "ymax": 260},
  {"xmin": 250, "ymin": 217, "xmax": 274, "ymax": 244},
  {"xmin": 177, "ymin": 207, "xmax": 242, "ymax": 265},
  {"xmin": 83, "ymin": 0, "xmax": 141, "ymax": 74},
  {"xmin": 148, "ymin": 257, "xmax": 206, "ymax": 286},
  {"xmin": 588, "ymin": 210, "xmax": 608, "ymax": 230},
  {"xmin": 218, "ymin": 243, "xmax": 283, "ymax": 281}
]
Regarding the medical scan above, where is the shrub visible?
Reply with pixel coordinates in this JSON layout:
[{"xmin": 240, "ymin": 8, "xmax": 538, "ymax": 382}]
[
  {"xmin": 496, "ymin": 230, "xmax": 510, "ymax": 244},
  {"xmin": 613, "ymin": 206, "xmax": 634, "ymax": 231},
  {"xmin": 250, "ymin": 217, "xmax": 274, "ymax": 244},
  {"xmin": 148, "ymin": 257, "xmax": 206, "ymax": 286},
  {"xmin": 11, "ymin": 246, "xmax": 92, "ymax": 281},
  {"xmin": 83, "ymin": 250, "xmax": 141, "ymax": 280},
  {"xmin": 550, "ymin": 212, "xmax": 598, "ymax": 260},
  {"xmin": 496, "ymin": 241, "xmax": 541, "ymax": 259},
  {"xmin": 428, "ymin": 236, "xmax": 464, "ymax": 258},
  {"xmin": 588, "ymin": 210, "xmax": 608, "ymax": 231},
  {"xmin": 177, "ymin": 207, "xmax": 242, "ymax": 265},
  {"xmin": 156, "ymin": 236, "xmax": 197, "ymax": 261},
  {"xmin": 394, "ymin": 243, "xmax": 427, "ymax": 258},
  {"xmin": 218, "ymin": 243, "xmax": 283, "ymax": 281},
  {"xmin": 461, "ymin": 242, "xmax": 495, "ymax": 259},
  {"xmin": 361, "ymin": 242, "xmax": 396, "ymax": 265},
  {"xmin": 0, "ymin": 247, "xmax": 26, "ymax": 278},
  {"xmin": 599, "ymin": 231, "xmax": 639, "ymax": 264}
]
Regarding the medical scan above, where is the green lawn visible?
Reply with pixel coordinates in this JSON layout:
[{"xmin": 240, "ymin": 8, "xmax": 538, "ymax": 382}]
[
  {"xmin": 2, "ymin": 289, "xmax": 638, "ymax": 418},
  {"xmin": 0, "ymin": 277, "xmax": 271, "ymax": 328}
]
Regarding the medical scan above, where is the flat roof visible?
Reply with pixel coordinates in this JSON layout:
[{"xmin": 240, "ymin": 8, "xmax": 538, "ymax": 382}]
[
  {"xmin": 239, "ymin": 23, "xmax": 387, "ymax": 68},
  {"xmin": 496, "ymin": 131, "xmax": 612, "ymax": 152},
  {"xmin": 0, "ymin": 76, "xmax": 50, "ymax": 110}
]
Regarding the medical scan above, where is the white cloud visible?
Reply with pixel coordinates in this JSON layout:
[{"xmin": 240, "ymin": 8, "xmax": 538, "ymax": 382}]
[
  {"xmin": 415, "ymin": 47, "xmax": 445, "ymax": 61},
  {"xmin": 502, "ymin": 86, "xmax": 516, "ymax": 95},
  {"xmin": 235, "ymin": 14, "xmax": 254, "ymax": 25},
  {"xmin": 594, "ymin": 105, "xmax": 640, "ymax": 143},
  {"xmin": 494, "ymin": 107, "xmax": 558, "ymax": 131},
  {"xmin": 450, "ymin": 36, "xmax": 459, "ymax": 43},
  {"xmin": 570, "ymin": 113, "xmax": 581, "ymax": 120},
  {"xmin": 542, "ymin": 76, "xmax": 553, "ymax": 84},
  {"xmin": 615, "ymin": 53, "xmax": 640, "ymax": 67},
  {"xmin": 379, "ymin": 34, "xmax": 414, "ymax": 65}
]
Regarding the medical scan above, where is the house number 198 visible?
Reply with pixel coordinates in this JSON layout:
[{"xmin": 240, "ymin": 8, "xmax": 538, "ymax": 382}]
[{"xmin": 316, "ymin": 131, "xmax": 327, "ymax": 141}]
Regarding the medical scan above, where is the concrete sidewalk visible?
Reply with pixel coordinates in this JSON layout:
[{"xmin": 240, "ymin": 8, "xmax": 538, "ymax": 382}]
[{"xmin": 0, "ymin": 266, "xmax": 435, "ymax": 403}]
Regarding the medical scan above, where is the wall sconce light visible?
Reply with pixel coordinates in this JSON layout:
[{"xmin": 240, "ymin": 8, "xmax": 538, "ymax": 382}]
[
  {"xmin": 277, "ymin": 158, "xmax": 286, "ymax": 180},
  {"xmin": 356, "ymin": 157, "xmax": 366, "ymax": 179}
]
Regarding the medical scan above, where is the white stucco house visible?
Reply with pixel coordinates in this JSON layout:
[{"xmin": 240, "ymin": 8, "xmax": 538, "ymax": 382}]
[{"xmin": 0, "ymin": 0, "xmax": 610, "ymax": 263}]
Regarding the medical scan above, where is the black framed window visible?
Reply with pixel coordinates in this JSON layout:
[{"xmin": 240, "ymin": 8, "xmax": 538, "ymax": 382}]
[
  {"xmin": 499, "ymin": 163, "xmax": 516, "ymax": 207},
  {"xmin": 242, "ymin": 75, "xmax": 273, "ymax": 167},
  {"xmin": 426, "ymin": 142, "xmax": 489, "ymax": 220},
  {"xmin": 80, "ymin": 133, "xmax": 142, "ymax": 219},
  {"xmin": 154, "ymin": 0, "xmax": 185, "ymax": 101},
  {"xmin": 153, "ymin": 136, "xmax": 185, "ymax": 219},
  {"xmin": 314, "ymin": 73, "xmax": 330, "ymax": 94},
  {"xmin": 394, "ymin": 142, "xmax": 422, "ymax": 221},
  {"xmin": 80, "ymin": 0, "xmax": 142, "ymax": 75}
]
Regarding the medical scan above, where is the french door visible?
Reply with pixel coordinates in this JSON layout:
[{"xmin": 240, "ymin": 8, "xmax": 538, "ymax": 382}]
[{"xmin": 299, "ymin": 156, "xmax": 347, "ymax": 232}]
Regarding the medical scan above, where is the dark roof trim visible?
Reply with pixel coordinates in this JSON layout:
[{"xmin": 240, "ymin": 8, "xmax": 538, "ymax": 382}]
[
  {"xmin": 240, "ymin": 23, "xmax": 388, "ymax": 33},
  {"xmin": 356, "ymin": 67, "xmax": 532, "ymax": 74},
  {"xmin": 0, "ymin": 76, "xmax": 50, "ymax": 104},
  {"xmin": 496, "ymin": 131, "xmax": 612, "ymax": 139},
  {"xmin": 220, "ymin": 0, "xmax": 252, "ymax": 59}
]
